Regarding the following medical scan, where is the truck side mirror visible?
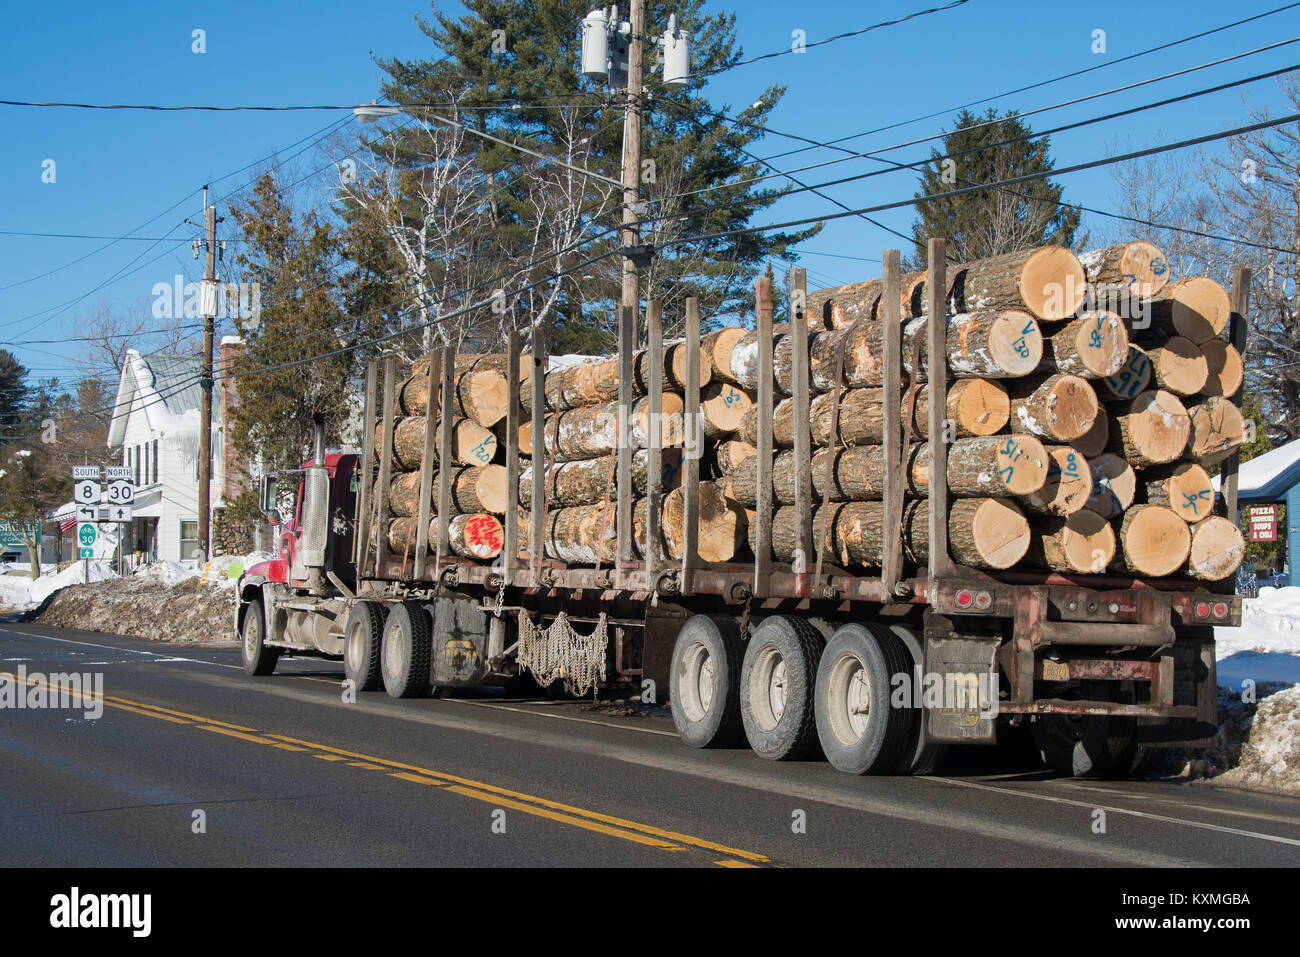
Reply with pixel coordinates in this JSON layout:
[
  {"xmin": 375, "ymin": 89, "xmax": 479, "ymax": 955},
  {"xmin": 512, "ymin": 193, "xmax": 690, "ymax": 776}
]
[{"xmin": 259, "ymin": 474, "xmax": 281, "ymax": 526}]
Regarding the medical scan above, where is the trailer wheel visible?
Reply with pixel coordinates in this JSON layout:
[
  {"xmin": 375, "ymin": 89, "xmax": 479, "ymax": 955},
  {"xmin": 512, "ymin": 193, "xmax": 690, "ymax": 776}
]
[
  {"xmin": 814, "ymin": 623, "xmax": 912, "ymax": 774},
  {"xmin": 240, "ymin": 598, "xmax": 279, "ymax": 677},
  {"xmin": 381, "ymin": 602, "xmax": 432, "ymax": 699},
  {"xmin": 1030, "ymin": 682, "xmax": 1138, "ymax": 778},
  {"xmin": 344, "ymin": 601, "xmax": 387, "ymax": 692},
  {"xmin": 889, "ymin": 625, "xmax": 949, "ymax": 775},
  {"xmin": 669, "ymin": 615, "xmax": 743, "ymax": 748},
  {"xmin": 740, "ymin": 616, "xmax": 824, "ymax": 760}
]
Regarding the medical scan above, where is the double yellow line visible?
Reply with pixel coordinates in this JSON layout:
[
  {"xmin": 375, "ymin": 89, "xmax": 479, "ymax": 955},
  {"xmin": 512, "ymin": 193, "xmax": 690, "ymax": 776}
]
[{"xmin": 2, "ymin": 671, "xmax": 771, "ymax": 867}]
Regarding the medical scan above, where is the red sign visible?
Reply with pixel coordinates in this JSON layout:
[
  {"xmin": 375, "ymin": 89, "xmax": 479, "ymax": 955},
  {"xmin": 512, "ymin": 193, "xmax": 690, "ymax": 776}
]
[{"xmin": 1247, "ymin": 505, "xmax": 1277, "ymax": 543}]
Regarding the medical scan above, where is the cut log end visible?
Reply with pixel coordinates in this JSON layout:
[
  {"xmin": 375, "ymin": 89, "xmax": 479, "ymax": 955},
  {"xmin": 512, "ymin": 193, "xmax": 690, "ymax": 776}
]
[
  {"xmin": 1027, "ymin": 508, "xmax": 1116, "ymax": 573},
  {"xmin": 1109, "ymin": 390, "xmax": 1191, "ymax": 468},
  {"xmin": 1186, "ymin": 516, "xmax": 1246, "ymax": 581},
  {"xmin": 1118, "ymin": 504, "xmax": 1192, "ymax": 578},
  {"xmin": 1020, "ymin": 246, "xmax": 1087, "ymax": 320},
  {"xmin": 1021, "ymin": 445, "xmax": 1092, "ymax": 516}
]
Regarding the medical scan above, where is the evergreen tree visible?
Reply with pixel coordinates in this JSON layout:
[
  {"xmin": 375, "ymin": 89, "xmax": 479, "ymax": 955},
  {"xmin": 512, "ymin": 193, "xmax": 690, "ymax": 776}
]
[
  {"xmin": 909, "ymin": 109, "xmax": 1081, "ymax": 265},
  {"xmin": 362, "ymin": 0, "xmax": 818, "ymax": 351},
  {"xmin": 228, "ymin": 173, "xmax": 357, "ymax": 471},
  {"xmin": 0, "ymin": 350, "xmax": 29, "ymax": 436}
]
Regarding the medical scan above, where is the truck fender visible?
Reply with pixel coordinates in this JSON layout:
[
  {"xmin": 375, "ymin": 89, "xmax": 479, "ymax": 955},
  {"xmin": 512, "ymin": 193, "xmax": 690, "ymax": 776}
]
[{"xmin": 235, "ymin": 576, "xmax": 268, "ymax": 636}]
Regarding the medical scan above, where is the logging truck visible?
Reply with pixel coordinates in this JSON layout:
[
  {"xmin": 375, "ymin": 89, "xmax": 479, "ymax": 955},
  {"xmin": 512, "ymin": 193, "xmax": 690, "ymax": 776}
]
[{"xmin": 234, "ymin": 239, "xmax": 1249, "ymax": 778}]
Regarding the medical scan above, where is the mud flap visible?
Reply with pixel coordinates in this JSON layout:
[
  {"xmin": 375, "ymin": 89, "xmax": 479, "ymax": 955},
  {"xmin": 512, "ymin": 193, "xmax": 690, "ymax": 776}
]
[
  {"xmin": 924, "ymin": 613, "xmax": 999, "ymax": 744},
  {"xmin": 430, "ymin": 597, "xmax": 490, "ymax": 687}
]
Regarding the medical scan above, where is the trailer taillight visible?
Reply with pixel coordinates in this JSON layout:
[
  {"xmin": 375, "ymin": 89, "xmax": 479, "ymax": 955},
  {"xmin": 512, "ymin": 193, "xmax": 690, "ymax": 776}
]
[
  {"xmin": 1213, "ymin": 602, "xmax": 1229, "ymax": 619},
  {"xmin": 1194, "ymin": 601, "xmax": 1211, "ymax": 619},
  {"xmin": 956, "ymin": 589, "xmax": 973, "ymax": 609},
  {"xmin": 974, "ymin": 591, "xmax": 992, "ymax": 610}
]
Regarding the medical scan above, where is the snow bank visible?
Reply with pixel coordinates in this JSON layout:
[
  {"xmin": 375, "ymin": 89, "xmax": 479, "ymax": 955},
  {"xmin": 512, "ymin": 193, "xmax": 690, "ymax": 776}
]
[
  {"xmin": 135, "ymin": 561, "xmax": 196, "ymax": 587},
  {"xmin": 28, "ymin": 562, "xmax": 118, "ymax": 606}
]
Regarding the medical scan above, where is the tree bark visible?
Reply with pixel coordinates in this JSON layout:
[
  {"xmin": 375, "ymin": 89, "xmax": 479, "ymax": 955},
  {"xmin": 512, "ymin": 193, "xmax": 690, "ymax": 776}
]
[
  {"xmin": 388, "ymin": 416, "xmax": 497, "ymax": 470},
  {"xmin": 908, "ymin": 435, "xmax": 1050, "ymax": 497},
  {"xmin": 713, "ymin": 439, "xmax": 757, "ymax": 475},
  {"xmin": 953, "ymin": 245, "xmax": 1087, "ymax": 320},
  {"xmin": 903, "ymin": 311, "xmax": 1043, "ymax": 379},
  {"xmin": 540, "ymin": 393, "xmax": 684, "ymax": 459},
  {"xmin": 389, "ymin": 464, "xmax": 508, "ymax": 517},
  {"xmin": 806, "ymin": 279, "xmax": 882, "ymax": 330},
  {"xmin": 520, "ymin": 448, "xmax": 681, "ymax": 508}
]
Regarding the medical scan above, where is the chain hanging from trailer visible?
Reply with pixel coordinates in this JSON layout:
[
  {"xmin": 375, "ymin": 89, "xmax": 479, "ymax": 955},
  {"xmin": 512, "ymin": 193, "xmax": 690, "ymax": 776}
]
[{"xmin": 518, "ymin": 610, "xmax": 609, "ymax": 696}]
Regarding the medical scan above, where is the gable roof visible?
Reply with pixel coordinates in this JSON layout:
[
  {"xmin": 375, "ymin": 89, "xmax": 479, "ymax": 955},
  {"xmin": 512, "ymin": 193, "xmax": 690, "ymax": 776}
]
[
  {"xmin": 1212, "ymin": 436, "xmax": 1300, "ymax": 502},
  {"xmin": 106, "ymin": 349, "xmax": 206, "ymax": 448}
]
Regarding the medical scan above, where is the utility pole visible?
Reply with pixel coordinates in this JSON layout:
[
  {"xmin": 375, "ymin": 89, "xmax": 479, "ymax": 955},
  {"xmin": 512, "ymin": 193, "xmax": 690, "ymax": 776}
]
[
  {"xmin": 198, "ymin": 187, "xmax": 216, "ymax": 564},
  {"xmin": 619, "ymin": 0, "xmax": 646, "ymax": 339}
]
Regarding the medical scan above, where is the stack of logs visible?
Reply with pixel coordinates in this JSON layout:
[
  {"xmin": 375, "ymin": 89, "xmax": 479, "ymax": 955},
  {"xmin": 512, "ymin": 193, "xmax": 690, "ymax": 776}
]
[{"xmin": 380, "ymin": 238, "xmax": 1247, "ymax": 583}]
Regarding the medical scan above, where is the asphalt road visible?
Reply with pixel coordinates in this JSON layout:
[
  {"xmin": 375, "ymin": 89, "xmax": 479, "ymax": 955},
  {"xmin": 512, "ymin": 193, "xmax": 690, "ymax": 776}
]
[{"xmin": 2, "ymin": 621, "xmax": 1298, "ymax": 868}]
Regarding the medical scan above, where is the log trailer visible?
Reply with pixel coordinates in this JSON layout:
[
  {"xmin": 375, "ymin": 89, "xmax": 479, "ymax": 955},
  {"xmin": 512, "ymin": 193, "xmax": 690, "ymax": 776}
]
[{"xmin": 234, "ymin": 241, "xmax": 1248, "ymax": 777}]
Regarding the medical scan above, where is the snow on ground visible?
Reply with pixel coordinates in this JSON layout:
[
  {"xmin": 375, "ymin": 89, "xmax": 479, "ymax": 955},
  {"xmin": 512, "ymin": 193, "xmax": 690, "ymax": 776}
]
[{"xmin": 28, "ymin": 562, "xmax": 117, "ymax": 607}]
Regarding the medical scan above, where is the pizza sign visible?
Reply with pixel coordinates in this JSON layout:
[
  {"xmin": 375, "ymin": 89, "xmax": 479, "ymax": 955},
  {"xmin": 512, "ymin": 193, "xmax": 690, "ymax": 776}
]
[{"xmin": 1247, "ymin": 505, "xmax": 1277, "ymax": 543}]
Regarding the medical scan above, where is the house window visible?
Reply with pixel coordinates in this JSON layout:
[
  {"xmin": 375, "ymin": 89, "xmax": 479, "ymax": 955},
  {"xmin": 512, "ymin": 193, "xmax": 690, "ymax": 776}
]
[
  {"xmin": 180, "ymin": 521, "xmax": 199, "ymax": 561},
  {"xmin": 152, "ymin": 439, "xmax": 159, "ymax": 485}
]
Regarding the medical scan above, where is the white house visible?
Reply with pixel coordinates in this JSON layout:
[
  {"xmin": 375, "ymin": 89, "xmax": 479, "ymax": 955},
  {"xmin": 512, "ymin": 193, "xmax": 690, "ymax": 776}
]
[{"xmin": 106, "ymin": 348, "xmax": 235, "ymax": 565}]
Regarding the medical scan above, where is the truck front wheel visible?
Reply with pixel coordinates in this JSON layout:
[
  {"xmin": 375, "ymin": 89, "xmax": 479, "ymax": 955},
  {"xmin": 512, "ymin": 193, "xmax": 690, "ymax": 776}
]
[
  {"xmin": 740, "ymin": 616, "xmax": 824, "ymax": 760},
  {"xmin": 814, "ymin": 624, "xmax": 912, "ymax": 774},
  {"xmin": 344, "ymin": 601, "xmax": 387, "ymax": 692},
  {"xmin": 241, "ymin": 599, "xmax": 279, "ymax": 677},
  {"xmin": 381, "ymin": 602, "xmax": 432, "ymax": 699},
  {"xmin": 669, "ymin": 615, "xmax": 743, "ymax": 748}
]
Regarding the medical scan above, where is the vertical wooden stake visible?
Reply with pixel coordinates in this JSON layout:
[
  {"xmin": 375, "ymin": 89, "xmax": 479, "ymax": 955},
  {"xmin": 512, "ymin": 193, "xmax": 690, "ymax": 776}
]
[
  {"xmin": 789, "ymin": 267, "xmax": 813, "ymax": 594},
  {"xmin": 926, "ymin": 237, "xmax": 951, "ymax": 578},
  {"xmin": 646, "ymin": 300, "xmax": 664, "ymax": 591},
  {"xmin": 616, "ymin": 305, "xmax": 636, "ymax": 584},
  {"xmin": 754, "ymin": 275, "xmax": 775, "ymax": 597},
  {"xmin": 681, "ymin": 298, "xmax": 701, "ymax": 594},
  {"xmin": 1223, "ymin": 266, "xmax": 1252, "ymax": 526},
  {"xmin": 530, "ymin": 328, "xmax": 547, "ymax": 586},
  {"xmin": 881, "ymin": 251, "xmax": 904, "ymax": 595},
  {"xmin": 435, "ymin": 345, "xmax": 455, "ymax": 577},
  {"xmin": 355, "ymin": 361, "xmax": 378, "ymax": 572},
  {"xmin": 505, "ymin": 332, "xmax": 521, "ymax": 587},
  {"xmin": 413, "ymin": 352, "xmax": 439, "ymax": 579}
]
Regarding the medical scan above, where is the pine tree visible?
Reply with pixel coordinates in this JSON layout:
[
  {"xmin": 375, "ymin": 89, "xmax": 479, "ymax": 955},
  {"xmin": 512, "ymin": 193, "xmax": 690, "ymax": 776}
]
[
  {"xmin": 0, "ymin": 350, "xmax": 29, "ymax": 436},
  {"xmin": 228, "ymin": 173, "xmax": 357, "ymax": 472},
  {"xmin": 362, "ymin": 0, "xmax": 819, "ymax": 352},
  {"xmin": 909, "ymin": 109, "xmax": 1081, "ymax": 265}
]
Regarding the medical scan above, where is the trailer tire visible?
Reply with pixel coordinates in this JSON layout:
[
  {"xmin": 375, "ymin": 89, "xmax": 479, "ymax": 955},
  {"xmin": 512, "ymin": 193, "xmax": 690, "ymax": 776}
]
[
  {"xmin": 889, "ymin": 625, "xmax": 949, "ymax": 775},
  {"xmin": 815, "ymin": 623, "xmax": 912, "ymax": 774},
  {"xmin": 740, "ymin": 616, "xmax": 824, "ymax": 760},
  {"xmin": 1030, "ymin": 682, "xmax": 1138, "ymax": 778},
  {"xmin": 240, "ymin": 599, "xmax": 279, "ymax": 676},
  {"xmin": 381, "ymin": 602, "xmax": 432, "ymax": 699},
  {"xmin": 344, "ymin": 601, "xmax": 387, "ymax": 692},
  {"xmin": 669, "ymin": 615, "xmax": 743, "ymax": 748}
]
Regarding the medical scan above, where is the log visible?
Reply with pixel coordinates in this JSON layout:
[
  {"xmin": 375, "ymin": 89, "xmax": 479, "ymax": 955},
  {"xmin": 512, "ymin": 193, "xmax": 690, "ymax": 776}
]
[
  {"xmin": 541, "ymin": 393, "xmax": 684, "ymax": 459},
  {"xmin": 900, "ymin": 271, "xmax": 928, "ymax": 317},
  {"xmin": 1186, "ymin": 398, "xmax": 1246, "ymax": 466},
  {"xmin": 1116, "ymin": 504, "xmax": 1191, "ymax": 577},
  {"xmin": 1079, "ymin": 241, "xmax": 1172, "ymax": 303},
  {"xmin": 1142, "ymin": 462, "xmax": 1215, "ymax": 524},
  {"xmin": 902, "ymin": 310, "xmax": 1043, "ymax": 379},
  {"xmin": 953, "ymin": 245, "xmax": 1087, "ymax": 321},
  {"xmin": 1072, "ymin": 412, "xmax": 1109, "ymax": 458},
  {"xmin": 386, "ymin": 514, "xmax": 504, "ymax": 561},
  {"xmin": 1107, "ymin": 390, "xmax": 1190, "ymax": 467},
  {"xmin": 728, "ymin": 446, "xmax": 889, "ymax": 507},
  {"xmin": 1099, "ymin": 345, "xmax": 1151, "ymax": 403},
  {"xmin": 1185, "ymin": 516, "xmax": 1246, "ymax": 581},
  {"xmin": 389, "ymin": 465, "xmax": 508, "ymax": 517},
  {"xmin": 911, "ymin": 380, "xmax": 1010, "ymax": 438},
  {"xmin": 1143, "ymin": 336, "xmax": 1208, "ymax": 397},
  {"xmin": 1039, "ymin": 311, "xmax": 1128, "ymax": 379},
  {"xmin": 519, "ymin": 448, "xmax": 682, "ymax": 508},
  {"xmin": 701, "ymin": 328, "xmax": 748, "ymax": 383},
  {"xmin": 399, "ymin": 368, "xmax": 509, "ymax": 426},
  {"xmin": 727, "ymin": 324, "xmax": 788, "ymax": 391},
  {"xmin": 1021, "ymin": 446, "xmax": 1092, "ymax": 517},
  {"xmin": 904, "ymin": 498, "xmax": 1032, "ymax": 569},
  {"xmin": 908, "ymin": 435, "xmax": 1050, "ymax": 497},
  {"xmin": 543, "ymin": 501, "xmax": 646, "ymax": 564},
  {"xmin": 699, "ymin": 381, "xmax": 753, "ymax": 438},
  {"xmin": 1199, "ymin": 339, "xmax": 1244, "ymax": 398},
  {"xmin": 1149, "ymin": 277, "xmax": 1231, "ymax": 344},
  {"xmin": 809, "ymin": 388, "xmax": 892, "ymax": 447},
  {"xmin": 634, "ymin": 343, "xmax": 713, "ymax": 393},
  {"xmin": 1008, "ymin": 374, "xmax": 1099, "ymax": 442},
  {"xmin": 388, "ymin": 416, "xmax": 497, "ymax": 469},
  {"xmin": 1085, "ymin": 453, "xmax": 1137, "ymax": 520},
  {"xmin": 806, "ymin": 279, "xmax": 883, "ymax": 330},
  {"xmin": 662, "ymin": 482, "xmax": 746, "ymax": 563},
  {"xmin": 809, "ymin": 323, "xmax": 890, "ymax": 390},
  {"xmin": 713, "ymin": 439, "xmax": 757, "ymax": 475},
  {"xmin": 1024, "ymin": 509, "xmax": 1116, "ymax": 573}
]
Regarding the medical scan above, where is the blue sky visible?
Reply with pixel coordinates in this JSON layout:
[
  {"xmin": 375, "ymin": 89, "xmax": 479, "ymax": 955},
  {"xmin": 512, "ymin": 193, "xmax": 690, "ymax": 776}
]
[{"xmin": 0, "ymin": 0, "xmax": 1296, "ymax": 384}]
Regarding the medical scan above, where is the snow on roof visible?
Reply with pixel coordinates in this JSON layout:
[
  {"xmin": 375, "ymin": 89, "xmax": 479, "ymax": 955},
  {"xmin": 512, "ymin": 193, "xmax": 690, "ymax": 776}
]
[
  {"xmin": 1212, "ymin": 436, "xmax": 1300, "ymax": 501},
  {"xmin": 107, "ymin": 349, "xmax": 207, "ymax": 448}
]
